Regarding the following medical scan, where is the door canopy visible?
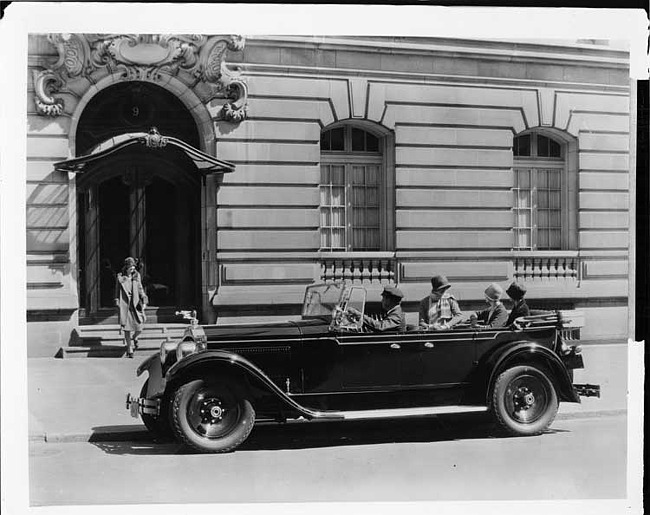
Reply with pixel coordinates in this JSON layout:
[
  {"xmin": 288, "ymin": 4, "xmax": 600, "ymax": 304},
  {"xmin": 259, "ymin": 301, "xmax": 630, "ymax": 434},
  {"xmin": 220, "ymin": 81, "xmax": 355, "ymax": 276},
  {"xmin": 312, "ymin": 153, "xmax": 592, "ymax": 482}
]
[{"xmin": 54, "ymin": 128, "xmax": 235, "ymax": 175}]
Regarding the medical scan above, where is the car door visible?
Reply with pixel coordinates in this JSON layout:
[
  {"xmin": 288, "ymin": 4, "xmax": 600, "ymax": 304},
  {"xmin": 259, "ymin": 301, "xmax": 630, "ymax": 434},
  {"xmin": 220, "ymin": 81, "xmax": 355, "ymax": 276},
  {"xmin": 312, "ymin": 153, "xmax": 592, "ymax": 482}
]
[
  {"xmin": 415, "ymin": 327, "xmax": 478, "ymax": 388},
  {"xmin": 336, "ymin": 332, "xmax": 422, "ymax": 390}
]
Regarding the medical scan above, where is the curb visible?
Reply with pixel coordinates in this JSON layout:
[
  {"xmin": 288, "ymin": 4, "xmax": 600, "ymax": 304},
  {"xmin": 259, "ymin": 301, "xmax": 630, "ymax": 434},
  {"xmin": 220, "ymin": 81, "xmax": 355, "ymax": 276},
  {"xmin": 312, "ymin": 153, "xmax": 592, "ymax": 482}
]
[{"xmin": 29, "ymin": 409, "xmax": 627, "ymax": 444}]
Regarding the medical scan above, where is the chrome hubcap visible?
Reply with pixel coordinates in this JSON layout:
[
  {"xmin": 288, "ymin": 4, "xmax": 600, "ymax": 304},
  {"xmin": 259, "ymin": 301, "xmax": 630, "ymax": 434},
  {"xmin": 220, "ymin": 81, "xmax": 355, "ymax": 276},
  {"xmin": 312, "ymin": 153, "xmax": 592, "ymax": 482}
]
[
  {"xmin": 513, "ymin": 387, "xmax": 536, "ymax": 410},
  {"xmin": 199, "ymin": 398, "xmax": 225, "ymax": 424}
]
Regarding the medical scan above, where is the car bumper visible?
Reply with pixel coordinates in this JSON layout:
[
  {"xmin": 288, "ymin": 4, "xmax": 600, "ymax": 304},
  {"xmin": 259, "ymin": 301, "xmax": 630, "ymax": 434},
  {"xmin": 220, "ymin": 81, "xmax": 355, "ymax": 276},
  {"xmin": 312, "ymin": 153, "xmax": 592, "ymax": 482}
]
[
  {"xmin": 572, "ymin": 383, "xmax": 601, "ymax": 398},
  {"xmin": 126, "ymin": 394, "xmax": 161, "ymax": 417}
]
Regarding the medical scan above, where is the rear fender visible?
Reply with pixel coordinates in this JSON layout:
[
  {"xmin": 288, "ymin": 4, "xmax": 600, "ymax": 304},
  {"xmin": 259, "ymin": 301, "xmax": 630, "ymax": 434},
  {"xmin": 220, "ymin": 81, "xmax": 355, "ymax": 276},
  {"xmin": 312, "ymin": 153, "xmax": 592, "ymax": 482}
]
[
  {"xmin": 164, "ymin": 350, "xmax": 331, "ymax": 420},
  {"xmin": 486, "ymin": 341, "xmax": 580, "ymax": 404}
]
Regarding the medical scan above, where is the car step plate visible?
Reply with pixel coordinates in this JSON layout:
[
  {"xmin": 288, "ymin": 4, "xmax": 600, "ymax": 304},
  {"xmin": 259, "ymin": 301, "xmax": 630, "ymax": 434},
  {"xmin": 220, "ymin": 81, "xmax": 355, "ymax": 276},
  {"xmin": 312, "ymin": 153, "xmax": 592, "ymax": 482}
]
[{"xmin": 340, "ymin": 405, "xmax": 488, "ymax": 420}]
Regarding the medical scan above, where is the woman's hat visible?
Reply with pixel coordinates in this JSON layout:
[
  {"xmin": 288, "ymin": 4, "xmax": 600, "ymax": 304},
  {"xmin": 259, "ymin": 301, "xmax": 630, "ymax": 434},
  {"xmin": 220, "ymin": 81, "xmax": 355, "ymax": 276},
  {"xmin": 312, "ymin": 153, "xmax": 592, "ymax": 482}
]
[
  {"xmin": 484, "ymin": 283, "xmax": 503, "ymax": 301},
  {"xmin": 430, "ymin": 275, "xmax": 452, "ymax": 292},
  {"xmin": 123, "ymin": 257, "xmax": 136, "ymax": 268},
  {"xmin": 506, "ymin": 282, "xmax": 527, "ymax": 300}
]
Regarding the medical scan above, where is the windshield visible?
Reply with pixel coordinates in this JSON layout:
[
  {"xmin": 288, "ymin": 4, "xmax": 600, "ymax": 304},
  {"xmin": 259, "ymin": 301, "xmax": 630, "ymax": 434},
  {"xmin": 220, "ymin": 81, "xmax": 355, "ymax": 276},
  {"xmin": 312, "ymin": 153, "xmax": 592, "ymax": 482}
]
[{"xmin": 301, "ymin": 283, "xmax": 346, "ymax": 318}]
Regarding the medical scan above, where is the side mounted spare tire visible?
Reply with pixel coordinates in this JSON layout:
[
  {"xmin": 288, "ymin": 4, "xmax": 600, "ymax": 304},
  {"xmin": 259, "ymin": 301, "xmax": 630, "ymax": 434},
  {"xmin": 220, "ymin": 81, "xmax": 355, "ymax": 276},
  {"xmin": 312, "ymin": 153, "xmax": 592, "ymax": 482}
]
[
  {"xmin": 491, "ymin": 365, "xmax": 559, "ymax": 436},
  {"xmin": 171, "ymin": 378, "xmax": 255, "ymax": 453}
]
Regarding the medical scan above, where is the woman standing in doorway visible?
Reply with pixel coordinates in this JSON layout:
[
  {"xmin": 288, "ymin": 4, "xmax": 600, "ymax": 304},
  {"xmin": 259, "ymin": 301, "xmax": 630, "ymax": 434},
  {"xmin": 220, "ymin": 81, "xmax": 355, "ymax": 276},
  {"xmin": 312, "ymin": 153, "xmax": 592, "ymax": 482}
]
[{"xmin": 115, "ymin": 257, "xmax": 148, "ymax": 358}]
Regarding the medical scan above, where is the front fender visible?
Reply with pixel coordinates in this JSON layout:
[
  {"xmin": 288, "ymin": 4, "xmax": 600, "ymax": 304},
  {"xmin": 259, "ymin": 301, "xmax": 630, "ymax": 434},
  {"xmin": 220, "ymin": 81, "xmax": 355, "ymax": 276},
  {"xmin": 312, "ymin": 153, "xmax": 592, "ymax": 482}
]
[
  {"xmin": 165, "ymin": 350, "xmax": 342, "ymax": 421},
  {"xmin": 486, "ymin": 341, "xmax": 580, "ymax": 404}
]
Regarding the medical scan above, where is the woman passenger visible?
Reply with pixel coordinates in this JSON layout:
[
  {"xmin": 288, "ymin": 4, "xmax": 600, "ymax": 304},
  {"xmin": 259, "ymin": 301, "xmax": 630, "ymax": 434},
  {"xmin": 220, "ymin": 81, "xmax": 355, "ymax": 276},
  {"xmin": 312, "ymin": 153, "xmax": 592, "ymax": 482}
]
[
  {"xmin": 419, "ymin": 275, "xmax": 463, "ymax": 330},
  {"xmin": 469, "ymin": 283, "xmax": 508, "ymax": 329}
]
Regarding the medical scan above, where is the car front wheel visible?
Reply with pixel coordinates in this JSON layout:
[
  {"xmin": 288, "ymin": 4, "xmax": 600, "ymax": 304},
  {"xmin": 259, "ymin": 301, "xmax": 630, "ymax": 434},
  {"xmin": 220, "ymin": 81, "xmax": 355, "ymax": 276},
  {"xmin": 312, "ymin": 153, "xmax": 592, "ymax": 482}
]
[
  {"xmin": 171, "ymin": 379, "xmax": 255, "ymax": 453},
  {"xmin": 491, "ymin": 365, "xmax": 558, "ymax": 436}
]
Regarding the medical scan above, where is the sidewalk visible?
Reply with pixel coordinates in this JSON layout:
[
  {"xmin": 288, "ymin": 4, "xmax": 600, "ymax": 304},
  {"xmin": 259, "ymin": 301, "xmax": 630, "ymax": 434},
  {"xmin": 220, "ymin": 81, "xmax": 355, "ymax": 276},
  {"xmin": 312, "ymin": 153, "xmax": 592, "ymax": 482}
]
[{"xmin": 28, "ymin": 343, "xmax": 631, "ymax": 444}]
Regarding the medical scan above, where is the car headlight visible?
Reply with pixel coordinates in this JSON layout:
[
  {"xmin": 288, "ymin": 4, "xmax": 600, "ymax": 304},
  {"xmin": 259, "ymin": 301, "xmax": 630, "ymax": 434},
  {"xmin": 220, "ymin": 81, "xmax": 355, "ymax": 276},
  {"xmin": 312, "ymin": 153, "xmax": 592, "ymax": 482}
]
[
  {"xmin": 160, "ymin": 340, "xmax": 179, "ymax": 365},
  {"xmin": 176, "ymin": 340, "xmax": 198, "ymax": 361}
]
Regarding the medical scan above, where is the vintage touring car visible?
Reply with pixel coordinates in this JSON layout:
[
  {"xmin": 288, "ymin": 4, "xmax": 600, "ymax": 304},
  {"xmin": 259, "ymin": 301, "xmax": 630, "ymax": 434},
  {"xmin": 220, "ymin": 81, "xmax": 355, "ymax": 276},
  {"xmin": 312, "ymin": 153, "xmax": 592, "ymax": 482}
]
[{"xmin": 126, "ymin": 282, "xmax": 600, "ymax": 453}]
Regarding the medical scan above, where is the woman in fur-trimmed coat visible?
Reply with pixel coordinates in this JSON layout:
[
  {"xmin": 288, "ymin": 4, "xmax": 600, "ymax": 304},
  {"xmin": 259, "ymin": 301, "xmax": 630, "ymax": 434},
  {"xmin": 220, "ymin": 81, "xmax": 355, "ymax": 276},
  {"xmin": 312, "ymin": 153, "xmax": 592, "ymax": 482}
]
[{"xmin": 114, "ymin": 257, "xmax": 148, "ymax": 358}]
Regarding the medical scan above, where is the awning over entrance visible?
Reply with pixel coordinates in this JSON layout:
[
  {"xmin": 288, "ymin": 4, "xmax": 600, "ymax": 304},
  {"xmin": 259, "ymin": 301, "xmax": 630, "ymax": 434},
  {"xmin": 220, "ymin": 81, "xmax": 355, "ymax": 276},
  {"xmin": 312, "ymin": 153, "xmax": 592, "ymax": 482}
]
[{"xmin": 54, "ymin": 128, "xmax": 236, "ymax": 174}]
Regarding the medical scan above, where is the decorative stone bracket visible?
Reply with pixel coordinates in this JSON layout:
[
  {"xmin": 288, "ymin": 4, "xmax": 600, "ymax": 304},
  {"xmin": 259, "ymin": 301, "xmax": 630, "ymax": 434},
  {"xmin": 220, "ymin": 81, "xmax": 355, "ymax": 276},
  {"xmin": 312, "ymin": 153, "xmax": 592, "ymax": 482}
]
[{"xmin": 33, "ymin": 33, "xmax": 248, "ymax": 122}]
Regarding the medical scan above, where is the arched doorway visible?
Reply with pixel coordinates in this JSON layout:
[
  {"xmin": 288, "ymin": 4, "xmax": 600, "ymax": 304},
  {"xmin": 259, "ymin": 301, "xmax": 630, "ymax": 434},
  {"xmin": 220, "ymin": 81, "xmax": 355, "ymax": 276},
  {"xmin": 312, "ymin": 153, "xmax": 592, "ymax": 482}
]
[{"xmin": 75, "ymin": 82, "xmax": 203, "ymax": 320}]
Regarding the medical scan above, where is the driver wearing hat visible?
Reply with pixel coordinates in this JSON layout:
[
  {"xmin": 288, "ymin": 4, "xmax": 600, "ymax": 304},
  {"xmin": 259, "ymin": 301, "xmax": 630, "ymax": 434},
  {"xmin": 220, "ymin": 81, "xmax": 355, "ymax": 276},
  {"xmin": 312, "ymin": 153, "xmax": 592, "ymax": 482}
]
[{"xmin": 349, "ymin": 285, "xmax": 406, "ymax": 332}]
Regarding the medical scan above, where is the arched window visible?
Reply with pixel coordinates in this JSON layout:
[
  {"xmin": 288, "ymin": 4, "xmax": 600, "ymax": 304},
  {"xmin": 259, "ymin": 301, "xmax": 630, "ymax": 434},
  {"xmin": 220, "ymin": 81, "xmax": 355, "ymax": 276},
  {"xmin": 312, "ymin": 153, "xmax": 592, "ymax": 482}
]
[
  {"xmin": 320, "ymin": 124, "xmax": 392, "ymax": 251},
  {"xmin": 513, "ymin": 131, "xmax": 575, "ymax": 250}
]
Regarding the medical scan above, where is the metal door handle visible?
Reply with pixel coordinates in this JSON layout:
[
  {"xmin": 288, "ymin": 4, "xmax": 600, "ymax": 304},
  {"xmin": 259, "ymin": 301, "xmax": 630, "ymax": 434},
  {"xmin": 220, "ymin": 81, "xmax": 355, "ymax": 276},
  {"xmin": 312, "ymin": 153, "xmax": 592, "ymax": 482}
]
[
  {"xmin": 424, "ymin": 342, "xmax": 434, "ymax": 349},
  {"xmin": 390, "ymin": 343, "xmax": 401, "ymax": 350}
]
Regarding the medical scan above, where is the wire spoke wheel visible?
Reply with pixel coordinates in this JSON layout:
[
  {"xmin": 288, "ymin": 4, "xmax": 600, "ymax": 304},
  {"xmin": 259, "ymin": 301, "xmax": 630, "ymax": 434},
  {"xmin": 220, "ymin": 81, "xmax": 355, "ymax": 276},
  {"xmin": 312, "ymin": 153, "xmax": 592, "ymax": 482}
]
[{"xmin": 492, "ymin": 365, "xmax": 558, "ymax": 436}]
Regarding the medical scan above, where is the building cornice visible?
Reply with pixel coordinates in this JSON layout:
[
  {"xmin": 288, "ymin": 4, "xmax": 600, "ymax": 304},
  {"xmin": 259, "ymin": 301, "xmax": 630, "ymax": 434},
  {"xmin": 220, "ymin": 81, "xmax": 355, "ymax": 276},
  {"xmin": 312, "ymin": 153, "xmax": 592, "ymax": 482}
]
[
  {"xmin": 236, "ymin": 63, "xmax": 630, "ymax": 95},
  {"xmin": 244, "ymin": 36, "xmax": 630, "ymax": 70}
]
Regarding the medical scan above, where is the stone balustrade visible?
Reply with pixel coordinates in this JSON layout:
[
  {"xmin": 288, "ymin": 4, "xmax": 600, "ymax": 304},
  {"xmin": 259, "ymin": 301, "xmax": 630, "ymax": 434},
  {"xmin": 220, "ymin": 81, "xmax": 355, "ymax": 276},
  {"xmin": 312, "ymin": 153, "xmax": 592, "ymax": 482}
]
[
  {"xmin": 512, "ymin": 252, "xmax": 581, "ymax": 282},
  {"xmin": 319, "ymin": 252, "xmax": 397, "ymax": 284}
]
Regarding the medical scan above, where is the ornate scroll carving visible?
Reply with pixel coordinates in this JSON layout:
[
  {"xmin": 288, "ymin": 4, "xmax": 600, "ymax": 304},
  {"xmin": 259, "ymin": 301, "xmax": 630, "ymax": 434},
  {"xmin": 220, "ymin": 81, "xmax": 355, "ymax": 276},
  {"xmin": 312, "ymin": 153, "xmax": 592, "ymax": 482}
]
[
  {"xmin": 34, "ymin": 33, "xmax": 248, "ymax": 122},
  {"xmin": 32, "ymin": 70, "xmax": 65, "ymax": 116},
  {"xmin": 141, "ymin": 127, "xmax": 168, "ymax": 148}
]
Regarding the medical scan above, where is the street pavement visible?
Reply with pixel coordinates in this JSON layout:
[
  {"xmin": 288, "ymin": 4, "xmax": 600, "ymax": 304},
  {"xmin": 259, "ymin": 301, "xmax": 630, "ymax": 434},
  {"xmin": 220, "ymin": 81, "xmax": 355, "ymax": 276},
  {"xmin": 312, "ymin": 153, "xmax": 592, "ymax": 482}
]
[{"xmin": 27, "ymin": 342, "xmax": 632, "ymax": 444}]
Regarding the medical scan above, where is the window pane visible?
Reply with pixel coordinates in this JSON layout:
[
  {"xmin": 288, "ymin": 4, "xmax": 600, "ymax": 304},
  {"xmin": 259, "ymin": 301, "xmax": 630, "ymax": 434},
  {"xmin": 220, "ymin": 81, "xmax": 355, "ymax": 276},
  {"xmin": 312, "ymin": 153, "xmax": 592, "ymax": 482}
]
[
  {"xmin": 515, "ymin": 229, "xmax": 531, "ymax": 249},
  {"xmin": 320, "ymin": 186, "xmax": 330, "ymax": 204},
  {"xmin": 332, "ymin": 228, "xmax": 345, "ymax": 249},
  {"xmin": 514, "ymin": 135, "xmax": 531, "ymax": 157},
  {"xmin": 366, "ymin": 208, "xmax": 379, "ymax": 226},
  {"xmin": 366, "ymin": 229, "xmax": 380, "ymax": 250},
  {"xmin": 366, "ymin": 187, "xmax": 378, "ymax": 206},
  {"xmin": 549, "ymin": 191, "xmax": 561, "ymax": 209},
  {"xmin": 331, "ymin": 165, "xmax": 344, "ymax": 185},
  {"xmin": 550, "ymin": 139, "xmax": 561, "ymax": 157},
  {"xmin": 351, "ymin": 128, "xmax": 365, "ymax": 151},
  {"xmin": 515, "ymin": 209, "xmax": 531, "ymax": 228},
  {"xmin": 321, "ymin": 230, "xmax": 330, "ymax": 249},
  {"xmin": 537, "ymin": 169, "xmax": 548, "ymax": 189},
  {"xmin": 367, "ymin": 133, "xmax": 379, "ymax": 152},
  {"xmin": 320, "ymin": 209, "xmax": 330, "ymax": 226},
  {"xmin": 330, "ymin": 128, "xmax": 344, "ymax": 151},
  {"xmin": 320, "ymin": 131, "xmax": 330, "ymax": 151},
  {"xmin": 538, "ymin": 229, "xmax": 549, "ymax": 248},
  {"xmin": 549, "ymin": 229, "xmax": 561, "ymax": 248},
  {"xmin": 537, "ymin": 135, "xmax": 550, "ymax": 157},
  {"xmin": 538, "ymin": 210, "xmax": 549, "ymax": 228},
  {"xmin": 550, "ymin": 210, "xmax": 561, "ymax": 227},
  {"xmin": 517, "ymin": 168, "xmax": 531, "ymax": 188},
  {"xmin": 548, "ymin": 170, "xmax": 561, "ymax": 189},
  {"xmin": 332, "ymin": 207, "xmax": 344, "ymax": 226},
  {"xmin": 320, "ymin": 165, "xmax": 330, "ymax": 183},
  {"xmin": 366, "ymin": 165, "xmax": 379, "ymax": 185},
  {"xmin": 538, "ymin": 190, "xmax": 549, "ymax": 208},
  {"xmin": 517, "ymin": 190, "xmax": 530, "ymax": 208},
  {"xmin": 331, "ymin": 186, "xmax": 344, "ymax": 206},
  {"xmin": 352, "ymin": 165, "xmax": 365, "ymax": 185}
]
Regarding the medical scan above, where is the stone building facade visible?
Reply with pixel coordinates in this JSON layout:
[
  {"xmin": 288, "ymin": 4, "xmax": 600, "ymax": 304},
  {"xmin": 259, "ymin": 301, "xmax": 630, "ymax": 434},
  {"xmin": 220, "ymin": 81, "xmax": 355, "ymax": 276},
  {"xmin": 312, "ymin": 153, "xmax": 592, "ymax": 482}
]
[{"xmin": 26, "ymin": 34, "xmax": 631, "ymax": 357}]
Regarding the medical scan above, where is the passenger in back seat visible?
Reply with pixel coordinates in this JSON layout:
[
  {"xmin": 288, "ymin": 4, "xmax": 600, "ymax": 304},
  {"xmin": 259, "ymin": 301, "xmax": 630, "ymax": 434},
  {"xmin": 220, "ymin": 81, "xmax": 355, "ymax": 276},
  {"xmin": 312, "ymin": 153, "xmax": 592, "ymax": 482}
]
[
  {"xmin": 505, "ymin": 282, "xmax": 530, "ymax": 326},
  {"xmin": 418, "ymin": 275, "xmax": 464, "ymax": 331}
]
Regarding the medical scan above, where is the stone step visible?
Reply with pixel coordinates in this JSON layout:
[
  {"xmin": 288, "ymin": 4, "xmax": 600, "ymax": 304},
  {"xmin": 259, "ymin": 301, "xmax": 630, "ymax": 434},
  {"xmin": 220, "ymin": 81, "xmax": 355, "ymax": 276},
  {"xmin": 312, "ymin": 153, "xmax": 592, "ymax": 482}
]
[
  {"xmin": 56, "ymin": 344, "xmax": 161, "ymax": 359},
  {"xmin": 62, "ymin": 323, "xmax": 189, "ymax": 358}
]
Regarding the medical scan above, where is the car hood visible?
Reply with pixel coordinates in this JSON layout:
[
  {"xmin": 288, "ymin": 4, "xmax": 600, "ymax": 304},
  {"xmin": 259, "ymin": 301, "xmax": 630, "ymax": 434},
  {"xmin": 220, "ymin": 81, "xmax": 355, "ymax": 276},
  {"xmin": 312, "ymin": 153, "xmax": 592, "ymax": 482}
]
[{"xmin": 202, "ymin": 318, "xmax": 330, "ymax": 343}]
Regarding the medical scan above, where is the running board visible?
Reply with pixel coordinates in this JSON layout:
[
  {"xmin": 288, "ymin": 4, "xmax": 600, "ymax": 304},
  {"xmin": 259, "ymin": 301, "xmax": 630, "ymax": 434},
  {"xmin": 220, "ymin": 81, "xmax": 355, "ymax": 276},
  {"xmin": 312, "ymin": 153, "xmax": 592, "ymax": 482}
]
[
  {"xmin": 278, "ymin": 405, "xmax": 489, "ymax": 423},
  {"xmin": 340, "ymin": 405, "xmax": 488, "ymax": 420}
]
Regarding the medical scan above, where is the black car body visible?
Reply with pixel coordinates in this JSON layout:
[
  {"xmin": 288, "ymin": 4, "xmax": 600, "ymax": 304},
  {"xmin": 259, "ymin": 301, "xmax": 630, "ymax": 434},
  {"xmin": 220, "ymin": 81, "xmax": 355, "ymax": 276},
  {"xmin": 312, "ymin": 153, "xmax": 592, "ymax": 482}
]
[{"xmin": 127, "ymin": 282, "xmax": 599, "ymax": 453}]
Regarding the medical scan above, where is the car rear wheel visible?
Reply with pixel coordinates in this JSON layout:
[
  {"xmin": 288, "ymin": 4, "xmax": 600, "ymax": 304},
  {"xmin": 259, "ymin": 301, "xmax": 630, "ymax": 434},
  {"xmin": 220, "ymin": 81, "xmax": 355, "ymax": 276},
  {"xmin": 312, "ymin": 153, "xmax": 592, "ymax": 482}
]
[
  {"xmin": 171, "ymin": 379, "xmax": 255, "ymax": 453},
  {"xmin": 140, "ymin": 380, "xmax": 172, "ymax": 439},
  {"xmin": 491, "ymin": 365, "xmax": 558, "ymax": 436}
]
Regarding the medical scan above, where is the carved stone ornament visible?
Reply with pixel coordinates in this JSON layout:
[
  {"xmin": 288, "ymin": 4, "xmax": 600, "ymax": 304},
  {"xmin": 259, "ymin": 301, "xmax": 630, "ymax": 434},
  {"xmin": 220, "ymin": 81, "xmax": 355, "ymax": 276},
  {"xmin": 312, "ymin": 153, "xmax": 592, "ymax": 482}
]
[{"xmin": 34, "ymin": 33, "xmax": 248, "ymax": 122}]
